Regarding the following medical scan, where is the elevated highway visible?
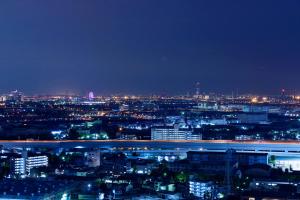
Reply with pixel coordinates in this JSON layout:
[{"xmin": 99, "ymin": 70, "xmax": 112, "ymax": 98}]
[{"xmin": 0, "ymin": 140, "xmax": 300, "ymax": 155}]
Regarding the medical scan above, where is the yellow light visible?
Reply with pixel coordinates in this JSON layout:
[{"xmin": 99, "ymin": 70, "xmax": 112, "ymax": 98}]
[
  {"xmin": 251, "ymin": 97, "xmax": 258, "ymax": 103},
  {"xmin": 99, "ymin": 112, "xmax": 106, "ymax": 116}
]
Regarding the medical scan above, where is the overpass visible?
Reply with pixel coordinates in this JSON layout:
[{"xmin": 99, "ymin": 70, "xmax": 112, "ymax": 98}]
[{"xmin": 0, "ymin": 140, "xmax": 300, "ymax": 155}]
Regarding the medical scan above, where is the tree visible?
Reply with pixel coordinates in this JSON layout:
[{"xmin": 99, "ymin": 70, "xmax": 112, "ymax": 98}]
[
  {"xmin": 175, "ymin": 171, "xmax": 188, "ymax": 183},
  {"xmin": 0, "ymin": 162, "xmax": 10, "ymax": 178},
  {"xmin": 68, "ymin": 128, "xmax": 80, "ymax": 140},
  {"xmin": 269, "ymin": 155, "xmax": 276, "ymax": 166}
]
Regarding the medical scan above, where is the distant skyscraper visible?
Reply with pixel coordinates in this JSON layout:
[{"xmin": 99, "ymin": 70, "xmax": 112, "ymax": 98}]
[
  {"xmin": 195, "ymin": 82, "xmax": 200, "ymax": 96},
  {"xmin": 88, "ymin": 91, "xmax": 94, "ymax": 101},
  {"xmin": 6, "ymin": 90, "xmax": 23, "ymax": 102}
]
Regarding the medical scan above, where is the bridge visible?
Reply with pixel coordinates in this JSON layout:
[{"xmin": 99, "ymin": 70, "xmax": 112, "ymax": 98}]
[{"xmin": 0, "ymin": 140, "xmax": 300, "ymax": 155}]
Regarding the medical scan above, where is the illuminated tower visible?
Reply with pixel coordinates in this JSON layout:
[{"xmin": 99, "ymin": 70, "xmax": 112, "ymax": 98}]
[
  {"xmin": 281, "ymin": 88, "xmax": 285, "ymax": 96},
  {"xmin": 88, "ymin": 91, "xmax": 94, "ymax": 101},
  {"xmin": 195, "ymin": 82, "xmax": 200, "ymax": 97},
  {"xmin": 281, "ymin": 88, "xmax": 286, "ymax": 101}
]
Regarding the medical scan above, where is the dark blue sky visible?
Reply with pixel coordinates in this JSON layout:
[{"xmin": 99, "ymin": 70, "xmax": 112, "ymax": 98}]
[{"xmin": 0, "ymin": 1, "xmax": 300, "ymax": 95}]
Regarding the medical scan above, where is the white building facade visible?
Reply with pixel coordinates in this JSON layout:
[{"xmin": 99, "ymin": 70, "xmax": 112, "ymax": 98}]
[
  {"xmin": 151, "ymin": 126, "xmax": 201, "ymax": 140},
  {"xmin": 189, "ymin": 181, "xmax": 214, "ymax": 199},
  {"xmin": 11, "ymin": 155, "xmax": 48, "ymax": 175}
]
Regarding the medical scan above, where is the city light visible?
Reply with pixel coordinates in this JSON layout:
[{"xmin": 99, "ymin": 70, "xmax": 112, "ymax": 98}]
[{"xmin": 0, "ymin": 1, "xmax": 299, "ymax": 199}]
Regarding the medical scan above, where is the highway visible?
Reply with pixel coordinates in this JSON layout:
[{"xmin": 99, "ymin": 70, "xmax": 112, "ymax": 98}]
[{"xmin": 0, "ymin": 140, "xmax": 300, "ymax": 155}]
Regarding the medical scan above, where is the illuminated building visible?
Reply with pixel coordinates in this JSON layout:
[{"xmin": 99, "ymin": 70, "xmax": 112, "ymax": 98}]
[
  {"xmin": 6, "ymin": 90, "xmax": 23, "ymax": 102},
  {"xmin": 85, "ymin": 151, "xmax": 101, "ymax": 167},
  {"xmin": 189, "ymin": 180, "xmax": 214, "ymax": 199},
  {"xmin": 26, "ymin": 156, "xmax": 48, "ymax": 174},
  {"xmin": 151, "ymin": 125, "xmax": 202, "ymax": 140},
  {"xmin": 88, "ymin": 91, "xmax": 94, "ymax": 101},
  {"xmin": 11, "ymin": 155, "xmax": 48, "ymax": 175},
  {"xmin": 0, "ymin": 96, "xmax": 6, "ymax": 102},
  {"xmin": 11, "ymin": 157, "xmax": 26, "ymax": 176},
  {"xmin": 273, "ymin": 156, "xmax": 300, "ymax": 171}
]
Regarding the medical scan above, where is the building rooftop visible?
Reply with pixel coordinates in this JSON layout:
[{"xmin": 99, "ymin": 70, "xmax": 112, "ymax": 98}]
[{"xmin": 0, "ymin": 179, "xmax": 73, "ymax": 200}]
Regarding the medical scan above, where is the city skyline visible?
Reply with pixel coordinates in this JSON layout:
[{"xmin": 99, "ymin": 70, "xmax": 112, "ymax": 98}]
[
  {"xmin": 1, "ymin": 1, "xmax": 300, "ymax": 199},
  {"xmin": 1, "ymin": 89, "xmax": 300, "ymax": 98},
  {"xmin": 1, "ymin": 1, "xmax": 300, "ymax": 95}
]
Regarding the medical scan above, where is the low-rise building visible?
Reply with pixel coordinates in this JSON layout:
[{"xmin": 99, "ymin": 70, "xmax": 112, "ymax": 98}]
[
  {"xmin": 187, "ymin": 150, "xmax": 268, "ymax": 172},
  {"xmin": 151, "ymin": 125, "xmax": 201, "ymax": 140},
  {"xmin": 189, "ymin": 180, "xmax": 214, "ymax": 199},
  {"xmin": 10, "ymin": 154, "xmax": 48, "ymax": 176}
]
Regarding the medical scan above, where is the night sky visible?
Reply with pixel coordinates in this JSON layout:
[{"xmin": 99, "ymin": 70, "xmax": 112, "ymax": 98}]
[{"xmin": 0, "ymin": 1, "xmax": 300, "ymax": 95}]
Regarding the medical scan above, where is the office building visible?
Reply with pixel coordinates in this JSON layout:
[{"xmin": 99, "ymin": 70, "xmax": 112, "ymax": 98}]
[
  {"xmin": 151, "ymin": 125, "xmax": 201, "ymax": 140},
  {"xmin": 11, "ymin": 155, "xmax": 48, "ymax": 175}
]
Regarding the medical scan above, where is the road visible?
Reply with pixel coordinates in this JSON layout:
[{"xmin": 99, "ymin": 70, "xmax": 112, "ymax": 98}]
[{"xmin": 0, "ymin": 140, "xmax": 300, "ymax": 155}]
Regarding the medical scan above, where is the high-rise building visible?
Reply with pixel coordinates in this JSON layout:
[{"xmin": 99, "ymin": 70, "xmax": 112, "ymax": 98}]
[{"xmin": 6, "ymin": 90, "xmax": 23, "ymax": 102}]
